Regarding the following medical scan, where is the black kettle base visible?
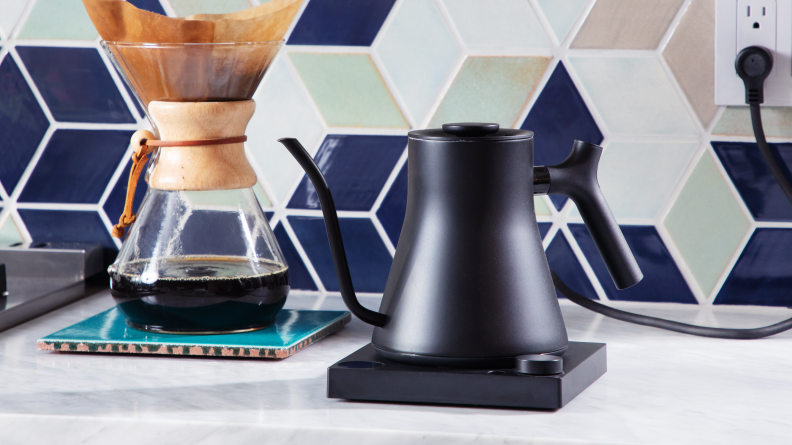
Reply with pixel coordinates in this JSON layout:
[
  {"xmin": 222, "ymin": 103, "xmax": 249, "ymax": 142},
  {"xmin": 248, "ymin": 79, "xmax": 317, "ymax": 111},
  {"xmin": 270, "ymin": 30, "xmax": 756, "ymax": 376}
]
[{"xmin": 327, "ymin": 342, "xmax": 606, "ymax": 410}]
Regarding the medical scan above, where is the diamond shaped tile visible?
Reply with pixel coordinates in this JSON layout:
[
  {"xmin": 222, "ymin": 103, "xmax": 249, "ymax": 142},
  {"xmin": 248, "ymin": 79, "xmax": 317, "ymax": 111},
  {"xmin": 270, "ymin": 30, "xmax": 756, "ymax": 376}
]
[
  {"xmin": 0, "ymin": 214, "xmax": 24, "ymax": 247},
  {"xmin": 0, "ymin": 0, "xmax": 29, "ymax": 38},
  {"xmin": 712, "ymin": 107, "xmax": 792, "ymax": 138},
  {"xmin": 104, "ymin": 157, "xmax": 149, "ymax": 233},
  {"xmin": 127, "ymin": 0, "xmax": 167, "ymax": 15},
  {"xmin": 535, "ymin": 196, "xmax": 551, "ymax": 216},
  {"xmin": 289, "ymin": 52, "xmax": 408, "ymax": 128},
  {"xmin": 18, "ymin": 209, "xmax": 115, "ymax": 249},
  {"xmin": 274, "ymin": 223, "xmax": 318, "ymax": 291},
  {"xmin": 248, "ymin": 56, "xmax": 324, "ymax": 203},
  {"xmin": 16, "ymin": 47, "xmax": 135, "ymax": 124},
  {"xmin": 663, "ymin": 152, "xmax": 751, "ymax": 297},
  {"xmin": 375, "ymin": 0, "xmax": 458, "ymax": 124},
  {"xmin": 19, "ymin": 130, "xmax": 131, "ymax": 204},
  {"xmin": 428, "ymin": 56, "xmax": 551, "ymax": 128},
  {"xmin": 570, "ymin": 224, "xmax": 697, "ymax": 303},
  {"xmin": 521, "ymin": 62, "xmax": 602, "ymax": 210},
  {"xmin": 569, "ymin": 56, "xmax": 698, "ymax": 136},
  {"xmin": 289, "ymin": 0, "xmax": 397, "ymax": 46},
  {"xmin": 571, "ymin": 0, "xmax": 685, "ymax": 49},
  {"xmin": 712, "ymin": 141, "xmax": 792, "ymax": 222},
  {"xmin": 663, "ymin": 0, "xmax": 718, "ymax": 128},
  {"xmin": 569, "ymin": 141, "xmax": 698, "ymax": 220},
  {"xmin": 535, "ymin": 0, "xmax": 588, "ymax": 43},
  {"xmin": 441, "ymin": 0, "xmax": 550, "ymax": 49},
  {"xmin": 716, "ymin": 228, "xmax": 792, "ymax": 306},
  {"xmin": 0, "ymin": 55, "xmax": 49, "ymax": 195},
  {"xmin": 252, "ymin": 182, "xmax": 272, "ymax": 208},
  {"xmin": 288, "ymin": 216, "xmax": 392, "ymax": 293},
  {"xmin": 170, "ymin": 0, "xmax": 249, "ymax": 17},
  {"xmin": 289, "ymin": 135, "xmax": 406, "ymax": 211},
  {"xmin": 538, "ymin": 222, "xmax": 552, "ymax": 239},
  {"xmin": 376, "ymin": 162, "xmax": 407, "ymax": 246},
  {"xmin": 545, "ymin": 231, "xmax": 598, "ymax": 300},
  {"xmin": 17, "ymin": 0, "xmax": 98, "ymax": 40}
]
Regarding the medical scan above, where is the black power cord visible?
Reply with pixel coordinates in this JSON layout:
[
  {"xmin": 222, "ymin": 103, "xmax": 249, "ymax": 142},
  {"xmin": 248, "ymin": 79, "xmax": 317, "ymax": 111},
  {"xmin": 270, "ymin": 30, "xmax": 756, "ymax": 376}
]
[{"xmin": 551, "ymin": 46, "xmax": 792, "ymax": 339}]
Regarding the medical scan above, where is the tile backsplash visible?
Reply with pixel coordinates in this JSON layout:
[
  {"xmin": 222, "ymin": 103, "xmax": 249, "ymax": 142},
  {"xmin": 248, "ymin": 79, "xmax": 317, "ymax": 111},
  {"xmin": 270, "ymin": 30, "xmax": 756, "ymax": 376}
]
[{"xmin": 0, "ymin": 0, "xmax": 789, "ymax": 307}]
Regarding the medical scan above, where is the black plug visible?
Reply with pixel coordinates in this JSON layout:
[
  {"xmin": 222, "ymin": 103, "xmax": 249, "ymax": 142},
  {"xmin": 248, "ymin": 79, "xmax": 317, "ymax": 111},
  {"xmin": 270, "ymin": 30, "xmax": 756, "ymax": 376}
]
[{"xmin": 735, "ymin": 46, "xmax": 773, "ymax": 104}]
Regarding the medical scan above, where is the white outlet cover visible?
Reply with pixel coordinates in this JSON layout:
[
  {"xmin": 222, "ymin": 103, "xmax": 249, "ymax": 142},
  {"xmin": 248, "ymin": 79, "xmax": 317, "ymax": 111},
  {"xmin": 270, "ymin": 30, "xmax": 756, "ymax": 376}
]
[{"xmin": 715, "ymin": 0, "xmax": 792, "ymax": 106}]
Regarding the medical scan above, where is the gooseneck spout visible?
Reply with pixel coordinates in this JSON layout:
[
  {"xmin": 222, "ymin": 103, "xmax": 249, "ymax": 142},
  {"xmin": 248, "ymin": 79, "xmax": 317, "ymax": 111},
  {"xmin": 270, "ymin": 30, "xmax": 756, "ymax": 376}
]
[
  {"xmin": 278, "ymin": 138, "xmax": 387, "ymax": 327},
  {"xmin": 535, "ymin": 140, "xmax": 643, "ymax": 289}
]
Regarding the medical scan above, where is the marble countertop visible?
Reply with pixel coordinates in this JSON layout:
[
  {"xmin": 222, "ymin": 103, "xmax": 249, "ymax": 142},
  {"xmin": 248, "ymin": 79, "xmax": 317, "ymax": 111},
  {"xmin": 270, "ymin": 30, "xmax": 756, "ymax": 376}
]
[{"xmin": 1, "ymin": 289, "xmax": 791, "ymax": 445}]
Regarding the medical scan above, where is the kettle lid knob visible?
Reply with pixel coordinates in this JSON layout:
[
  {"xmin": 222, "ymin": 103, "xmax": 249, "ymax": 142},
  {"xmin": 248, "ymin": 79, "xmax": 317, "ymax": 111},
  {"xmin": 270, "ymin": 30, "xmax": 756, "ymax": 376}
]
[{"xmin": 442, "ymin": 122, "xmax": 499, "ymax": 137}]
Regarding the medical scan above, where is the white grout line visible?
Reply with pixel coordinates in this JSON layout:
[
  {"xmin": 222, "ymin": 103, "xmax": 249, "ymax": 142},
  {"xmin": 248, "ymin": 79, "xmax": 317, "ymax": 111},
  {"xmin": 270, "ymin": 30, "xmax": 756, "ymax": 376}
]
[
  {"xmin": 707, "ymin": 225, "xmax": 755, "ymax": 303},
  {"xmin": 280, "ymin": 217, "xmax": 327, "ymax": 293},
  {"xmin": 657, "ymin": 0, "xmax": 694, "ymax": 53},
  {"xmin": 559, "ymin": 224, "xmax": 609, "ymax": 301},
  {"xmin": 370, "ymin": 147, "xmax": 408, "ymax": 214}
]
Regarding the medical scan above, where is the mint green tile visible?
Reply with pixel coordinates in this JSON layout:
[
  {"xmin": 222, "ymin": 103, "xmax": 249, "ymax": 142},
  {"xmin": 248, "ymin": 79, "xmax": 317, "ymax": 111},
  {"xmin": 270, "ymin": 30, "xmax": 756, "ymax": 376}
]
[
  {"xmin": 170, "ymin": 0, "xmax": 251, "ymax": 17},
  {"xmin": 535, "ymin": 196, "xmax": 551, "ymax": 216},
  {"xmin": 713, "ymin": 107, "xmax": 792, "ymax": 138},
  {"xmin": 442, "ymin": 0, "xmax": 550, "ymax": 49},
  {"xmin": 535, "ymin": 0, "xmax": 587, "ymax": 43},
  {"xmin": 429, "ymin": 56, "xmax": 551, "ymax": 128},
  {"xmin": 17, "ymin": 0, "xmax": 98, "ymax": 40},
  {"xmin": 289, "ymin": 53, "xmax": 408, "ymax": 129},
  {"xmin": 253, "ymin": 183, "xmax": 272, "ymax": 208},
  {"xmin": 569, "ymin": 56, "xmax": 699, "ymax": 136},
  {"xmin": 0, "ymin": 215, "xmax": 24, "ymax": 247},
  {"xmin": 0, "ymin": 0, "xmax": 29, "ymax": 37},
  {"xmin": 249, "ymin": 56, "xmax": 324, "ymax": 203},
  {"xmin": 376, "ymin": 0, "xmax": 458, "ymax": 124},
  {"xmin": 664, "ymin": 152, "xmax": 751, "ymax": 296},
  {"xmin": 570, "ymin": 141, "xmax": 698, "ymax": 220}
]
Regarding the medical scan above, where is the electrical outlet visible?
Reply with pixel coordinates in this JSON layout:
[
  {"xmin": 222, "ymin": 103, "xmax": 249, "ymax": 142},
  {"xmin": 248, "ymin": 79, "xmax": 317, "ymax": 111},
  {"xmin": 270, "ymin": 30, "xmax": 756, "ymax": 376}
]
[{"xmin": 715, "ymin": 0, "xmax": 792, "ymax": 106}]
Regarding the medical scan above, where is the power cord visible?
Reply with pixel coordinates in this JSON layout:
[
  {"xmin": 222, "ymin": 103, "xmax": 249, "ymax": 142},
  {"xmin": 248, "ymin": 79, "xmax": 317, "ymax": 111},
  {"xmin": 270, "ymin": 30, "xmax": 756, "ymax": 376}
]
[{"xmin": 550, "ymin": 46, "xmax": 792, "ymax": 339}]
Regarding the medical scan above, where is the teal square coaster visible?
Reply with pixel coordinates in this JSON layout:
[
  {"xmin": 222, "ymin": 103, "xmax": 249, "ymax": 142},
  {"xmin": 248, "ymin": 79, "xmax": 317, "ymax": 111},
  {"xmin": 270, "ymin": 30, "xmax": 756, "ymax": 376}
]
[{"xmin": 38, "ymin": 308, "xmax": 351, "ymax": 359}]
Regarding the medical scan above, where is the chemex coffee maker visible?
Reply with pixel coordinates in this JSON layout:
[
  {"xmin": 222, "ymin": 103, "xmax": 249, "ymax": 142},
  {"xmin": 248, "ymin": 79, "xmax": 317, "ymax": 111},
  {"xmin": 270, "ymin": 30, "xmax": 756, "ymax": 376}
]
[{"xmin": 279, "ymin": 123, "xmax": 643, "ymax": 410}]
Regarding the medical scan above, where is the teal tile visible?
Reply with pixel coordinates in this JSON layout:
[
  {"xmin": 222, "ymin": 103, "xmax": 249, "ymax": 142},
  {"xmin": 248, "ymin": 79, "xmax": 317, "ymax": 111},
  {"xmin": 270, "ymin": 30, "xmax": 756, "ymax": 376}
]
[
  {"xmin": 429, "ymin": 56, "xmax": 551, "ymax": 128},
  {"xmin": 170, "ymin": 0, "xmax": 251, "ymax": 17},
  {"xmin": 17, "ymin": 0, "xmax": 98, "ymax": 40},
  {"xmin": 0, "ymin": 215, "xmax": 24, "ymax": 247},
  {"xmin": 39, "ymin": 308, "xmax": 351, "ymax": 359},
  {"xmin": 376, "ymin": 0, "xmax": 458, "ymax": 124},
  {"xmin": 664, "ymin": 152, "xmax": 751, "ymax": 296},
  {"xmin": 289, "ymin": 52, "xmax": 408, "ymax": 128},
  {"xmin": 249, "ymin": 56, "xmax": 325, "ymax": 203},
  {"xmin": 570, "ymin": 141, "xmax": 698, "ymax": 220},
  {"xmin": 713, "ymin": 107, "xmax": 792, "ymax": 139},
  {"xmin": 0, "ymin": 0, "xmax": 29, "ymax": 37},
  {"xmin": 535, "ymin": 0, "xmax": 587, "ymax": 43},
  {"xmin": 442, "ymin": 0, "xmax": 550, "ymax": 49},
  {"xmin": 569, "ymin": 56, "xmax": 699, "ymax": 136}
]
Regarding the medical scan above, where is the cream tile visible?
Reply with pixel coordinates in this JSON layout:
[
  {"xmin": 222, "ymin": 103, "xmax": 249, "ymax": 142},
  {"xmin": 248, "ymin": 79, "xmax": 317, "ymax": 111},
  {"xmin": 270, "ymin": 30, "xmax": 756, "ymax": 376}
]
[
  {"xmin": 571, "ymin": 0, "xmax": 685, "ymax": 49},
  {"xmin": 663, "ymin": 0, "xmax": 718, "ymax": 128},
  {"xmin": 442, "ymin": 0, "xmax": 550, "ymax": 49},
  {"xmin": 712, "ymin": 107, "xmax": 792, "ymax": 138}
]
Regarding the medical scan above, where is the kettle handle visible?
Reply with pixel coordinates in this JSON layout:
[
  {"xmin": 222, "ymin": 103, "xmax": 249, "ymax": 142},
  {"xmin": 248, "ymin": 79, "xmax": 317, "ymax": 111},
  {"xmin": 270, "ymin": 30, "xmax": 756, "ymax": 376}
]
[
  {"xmin": 278, "ymin": 138, "xmax": 387, "ymax": 327},
  {"xmin": 536, "ymin": 140, "xmax": 643, "ymax": 289}
]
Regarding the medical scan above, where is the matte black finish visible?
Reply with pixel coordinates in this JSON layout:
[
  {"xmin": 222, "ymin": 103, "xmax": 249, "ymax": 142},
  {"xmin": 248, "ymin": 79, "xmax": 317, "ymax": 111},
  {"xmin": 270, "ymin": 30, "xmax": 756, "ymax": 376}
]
[
  {"xmin": 515, "ymin": 354, "xmax": 563, "ymax": 375},
  {"xmin": 328, "ymin": 342, "xmax": 607, "ymax": 410},
  {"xmin": 280, "ymin": 123, "xmax": 641, "ymax": 366},
  {"xmin": 736, "ymin": 46, "xmax": 773, "ymax": 104}
]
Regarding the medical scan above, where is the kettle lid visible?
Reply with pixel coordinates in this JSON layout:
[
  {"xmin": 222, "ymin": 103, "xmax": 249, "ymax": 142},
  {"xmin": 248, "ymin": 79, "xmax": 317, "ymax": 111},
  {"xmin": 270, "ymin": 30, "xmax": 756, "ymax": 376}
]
[{"xmin": 408, "ymin": 122, "xmax": 533, "ymax": 142}]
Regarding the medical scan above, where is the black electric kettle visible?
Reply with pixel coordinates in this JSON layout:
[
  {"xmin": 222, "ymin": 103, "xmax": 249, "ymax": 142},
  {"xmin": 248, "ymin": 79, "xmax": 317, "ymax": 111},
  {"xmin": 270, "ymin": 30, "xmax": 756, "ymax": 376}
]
[{"xmin": 279, "ymin": 122, "xmax": 642, "ymax": 367}]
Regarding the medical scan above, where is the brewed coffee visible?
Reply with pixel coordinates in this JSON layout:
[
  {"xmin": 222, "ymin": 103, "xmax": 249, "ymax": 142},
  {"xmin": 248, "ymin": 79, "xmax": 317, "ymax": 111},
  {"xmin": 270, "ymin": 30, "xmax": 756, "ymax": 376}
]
[{"xmin": 109, "ymin": 256, "xmax": 289, "ymax": 334}]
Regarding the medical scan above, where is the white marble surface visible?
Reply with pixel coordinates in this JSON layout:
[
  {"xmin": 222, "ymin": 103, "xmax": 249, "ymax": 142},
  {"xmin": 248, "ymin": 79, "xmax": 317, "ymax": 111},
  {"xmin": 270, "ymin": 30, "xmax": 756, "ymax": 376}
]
[{"xmin": 1, "ymin": 290, "xmax": 792, "ymax": 444}]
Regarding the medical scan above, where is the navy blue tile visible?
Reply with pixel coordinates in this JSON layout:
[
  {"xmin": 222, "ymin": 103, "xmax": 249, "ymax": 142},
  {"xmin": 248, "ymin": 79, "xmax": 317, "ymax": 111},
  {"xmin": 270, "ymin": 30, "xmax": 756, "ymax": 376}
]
[
  {"xmin": 288, "ymin": 0, "xmax": 397, "ymax": 46},
  {"xmin": 538, "ymin": 222, "xmax": 552, "ymax": 239},
  {"xmin": 545, "ymin": 231, "xmax": 598, "ymax": 300},
  {"xmin": 712, "ymin": 141, "xmax": 792, "ymax": 221},
  {"xmin": 103, "ymin": 156, "xmax": 148, "ymax": 233},
  {"xmin": 274, "ymin": 223, "xmax": 318, "ymax": 291},
  {"xmin": 19, "ymin": 209, "xmax": 115, "ymax": 249},
  {"xmin": 20, "ymin": 130, "xmax": 132, "ymax": 204},
  {"xmin": 265, "ymin": 211, "xmax": 275, "ymax": 221},
  {"xmin": 521, "ymin": 62, "xmax": 603, "ymax": 211},
  {"xmin": 127, "ymin": 0, "xmax": 166, "ymax": 15},
  {"xmin": 716, "ymin": 228, "xmax": 792, "ymax": 306},
  {"xmin": 569, "ymin": 224, "xmax": 696, "ymax": 303},
  {"xmin": 0, "ymin": 56, "xmax": 49, "ymax": 195},
  {"xmin": 15, "ymin": 47, "xmax": 135, "ymax": 124},
  {"xmin": 376, "ymin": 162, "xmax": 407, "ymax": 246},
  {"xmin": 288, "ymin": 216, "xmax": 392, "ymax": 293},
  {"xmin": 289, "ymin": 135, "xmax": 406, "ymax": 211}
]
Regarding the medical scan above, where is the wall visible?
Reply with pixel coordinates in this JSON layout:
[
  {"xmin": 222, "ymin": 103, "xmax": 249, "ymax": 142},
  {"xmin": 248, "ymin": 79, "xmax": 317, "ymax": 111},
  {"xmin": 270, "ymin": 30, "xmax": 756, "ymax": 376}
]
[{"xmin": 0, "ymin": 0, "xmax": 790, "ymax": 306}]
